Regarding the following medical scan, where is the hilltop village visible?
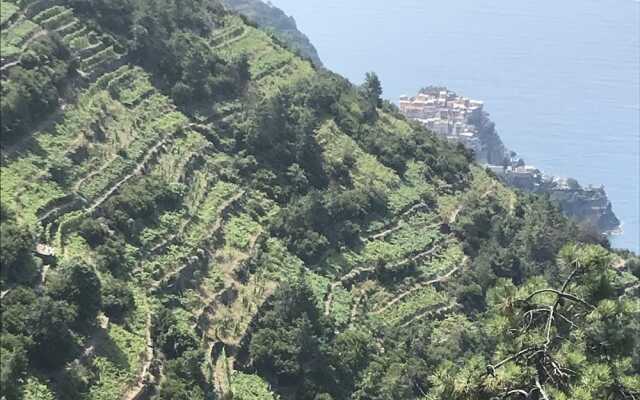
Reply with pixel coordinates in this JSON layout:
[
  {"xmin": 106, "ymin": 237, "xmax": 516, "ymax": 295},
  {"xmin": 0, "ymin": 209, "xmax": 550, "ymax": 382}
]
[
  {"xmin": 400, "ymin": 88, "xmax": 621, "ymax": 233},
  {"xmin": 400, "ymin": 88, "xmax": 485, "ymax": 155}
]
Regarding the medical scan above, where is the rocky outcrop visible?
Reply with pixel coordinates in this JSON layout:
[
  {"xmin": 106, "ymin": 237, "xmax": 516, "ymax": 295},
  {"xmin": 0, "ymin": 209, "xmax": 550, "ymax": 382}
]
[{"xmin": 542, "ymin": 182, "xmax": 620, "ymax": 233}]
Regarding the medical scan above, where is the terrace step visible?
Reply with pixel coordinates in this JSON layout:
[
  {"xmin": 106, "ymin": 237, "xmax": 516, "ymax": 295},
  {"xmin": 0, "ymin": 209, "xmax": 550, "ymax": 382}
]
[
  {"xmin": 38, "ymin": 7, "xmax": 73, "ymax": 30},
  {"xmin": 253, "ymin": 57, "xmax": 293, "ymax": 81},
  {"xmin": 1, "ymin": 3, "xmax": 21, "ymax": 30},
  {"xmin": 96, "ymin": 65, "xmax": 137, "ymax": 90},
  {"xmin": 80, "ymin": 45, "xmax": 117, "ymax": 70},
  {"xmin": 24, "ymin": 0, "xmax": 66, "ymax": 19},
  {"xmin": 2, "ymin": 19, "xmax": 40, "ymax": 48},
  {"xmin": 31, "ymin": 4, "xmax": 65, "ymax": 23},
  {"xmin": 62, "ymin": 24, "xmax": 87, "ymax": 43},
  {"xmin": 86, "ymin": 136, "xmax": 174, "ymax": 213},
  {"xmin": 54, "ymin": 18, "xmax": 80, "ymax": 37},
  {"xmin": 76, "ymin": 40, "xmax": 108, "ymax": 59},
  {"xmin": 211, "ymin": 25, "xmax": 245, "ymax": 48},
  {"xmin": 84, "ymin": 55, "xmax": 125, "ymax": 82}
]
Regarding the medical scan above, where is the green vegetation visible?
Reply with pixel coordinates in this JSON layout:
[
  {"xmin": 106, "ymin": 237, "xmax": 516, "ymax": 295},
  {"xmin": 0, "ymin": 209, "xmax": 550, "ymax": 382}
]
[
  {"xmin": 222, "ymin": 0, "xmax": 323, "ymax": 67},
  {"xmin": 1, "ymin": 1, "xmax": 637, "ymax": 399},
  {"xmin": 0, "ymin": 2, "xmax": 18, "ymax": 25}
]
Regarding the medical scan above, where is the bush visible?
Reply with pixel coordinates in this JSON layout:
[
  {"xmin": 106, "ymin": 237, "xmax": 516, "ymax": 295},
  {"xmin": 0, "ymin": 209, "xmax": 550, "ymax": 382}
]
[
  {"xmin": 47, "ymin": 263, "xmax": 102, "ymax": 326},
  {"xmin": 101, "ymin": 279, "xmax": 135, "ymax": 321},
  {"xmin": 0, "ymin": 211, "xmax": 37, "ymax": 285}
]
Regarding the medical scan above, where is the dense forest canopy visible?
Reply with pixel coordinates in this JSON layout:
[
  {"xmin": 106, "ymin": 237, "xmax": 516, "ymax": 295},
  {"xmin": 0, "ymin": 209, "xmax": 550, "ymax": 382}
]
[{"xmin": 0, "ymin": 0, "xmax": 638, "ymax": 399}]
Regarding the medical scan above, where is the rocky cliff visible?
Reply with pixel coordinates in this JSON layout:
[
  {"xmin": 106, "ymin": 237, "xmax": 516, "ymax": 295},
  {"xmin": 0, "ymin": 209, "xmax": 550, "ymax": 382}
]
[{"xmin": 469, "ymin": 112, "xmax": 621, "ymax": 234}]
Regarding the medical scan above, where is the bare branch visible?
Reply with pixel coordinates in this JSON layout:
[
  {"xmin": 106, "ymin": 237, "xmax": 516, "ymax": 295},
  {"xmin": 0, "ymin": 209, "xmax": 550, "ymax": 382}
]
[
  {"xmin": 489, "ymin": 346, "xmax": 539, "ymax": 372},
  {"xmin": 535, "ymin": 377, "xmax": 550, "ymax": 400},
  {"xmin": 523, "ymin": 289, "xmax": 595, "ymax": 310},
  {"xmin": 502, "ymin": 389, "xmax": 529, "ymax": 398}
]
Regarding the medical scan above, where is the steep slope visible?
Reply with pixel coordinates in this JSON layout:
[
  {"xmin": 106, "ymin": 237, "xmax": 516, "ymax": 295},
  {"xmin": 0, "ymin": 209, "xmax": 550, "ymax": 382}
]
[
  {"xmin": 0, "ymin": 1, "xmax": 638, "ymax": 400},
  {"xmin": 222, "ymin": 0, "xmax": 322, "ymax": 67}
]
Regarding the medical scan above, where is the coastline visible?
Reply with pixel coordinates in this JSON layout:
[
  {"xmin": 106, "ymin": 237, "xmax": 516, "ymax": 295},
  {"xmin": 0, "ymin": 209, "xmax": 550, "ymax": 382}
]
[{"xmin": 399, "ymin": 87, "xmax": 622, "ymax": 236}]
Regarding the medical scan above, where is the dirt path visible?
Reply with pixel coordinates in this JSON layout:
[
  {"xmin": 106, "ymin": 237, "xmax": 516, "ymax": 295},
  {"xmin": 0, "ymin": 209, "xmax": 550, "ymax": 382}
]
[
  {"xmin": 449, "ymin": 188, "xmax": 495, "ymax": 224},
  {"xmin": 213, "ymin": 351, "xmax": 233, "ymax": 398},
  {"xmin": 214, "ymin": 29, "xmax": 247, "ymax": 50},
  {"xmin": 73, "ymin": 156, "xmax": 118, "ymax": 192},
  {"xmin": 0, "ymin": 29, "xmax": 48, "ymax": 71},
  {"xmin": 212, "ymin": 27, "xmax": 247, "ymax": 50},
  {"xmin": 1, "ymin": 101, "xmax": 66, "ymax": 159},
  {"xmin": 87, "ymin": 137, "xmax": 170, "ymax": 213},
  {"xmin": 36, "ymin": 137, "xmax": 169, "ymax": 232},
  {"xmin": 348, "ymin": 291, "xmax": 368, "ymax": 328},
  {"xmin": 192, "ymin": 232, "xmax": 262, "ymax": 332},
  {"xmin": 323, "ymin": 240, "xmax": 446, "ymax": 317},
  {"xmin": 323, "ymin": 281, "xmax": 341, "ymax": 317},
  {"xmin": 362, "ymin": 202, "xmax": 429, "ymax": 241},
  {"xmin": 121, "ymin": 312, "xmax": 154, "ymax": 400},
  {"xmin": 364, "ymin": 223, "xmax": 403, "ymax": 243},
  {"xmin": 148, "ymin": 190, "xmax": 246, "ymax": 291},
  {"xmin": 372, "ymin": 264, "xmax": 461, "ymax": 316},
  {"xmin": 398, "ymin": 304, "xmax": 457, "ymax": 329},
  {"xmin": 40, "ymin": 264, "xmax": 50, "ymax": 286}
]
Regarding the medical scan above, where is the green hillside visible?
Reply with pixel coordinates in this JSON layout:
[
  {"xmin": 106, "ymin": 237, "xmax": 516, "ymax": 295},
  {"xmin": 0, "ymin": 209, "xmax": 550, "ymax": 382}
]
[
  {"xmin": 1, "ymin": 1, "xmax": 638, "ymax": 400},
  {"xmin": 222, "ymin": 0, "xmax": 322, "ymax": 67}
]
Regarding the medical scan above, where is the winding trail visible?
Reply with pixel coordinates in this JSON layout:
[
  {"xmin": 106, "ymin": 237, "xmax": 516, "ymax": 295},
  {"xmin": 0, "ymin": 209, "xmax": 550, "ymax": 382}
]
[
  {"xmin": 449, "ymin": 188, "xmax": 495, "ymax": 224},
  {"xmin": 192, "ymin": 231, "xmax": 262, "ymax": 333},
  {"xmin": 213, "ymin": 351, "xmax": 233, "ymax": 398},
  {"xmin": 398, "ymin": 304, "xmax": 457, "ymax": 329},
  {"xmin": 87, "ymin": 137, "xmax": 171, "ymax": 213},
  {"xmin": 323, "ymin": 239, "xmax": 446, "ymax": 317},
  {"xmin": 148, "ymin": 190, "xmax": 246, "ymax": 292},
  {"xmin": 121, "ymin": 192, "xmax": 247, "ymax": 400},
  {"xmin": 362, "ymin": 201, "xmax": 429, "ymax": 241},
  {"xmin": 213, "ymin": 26, "xmax": 247, "ymax": 50},
  {"xmin": 121, "ymin": 312, "xmax": 154, "ymax": 400},
  {"xmin": 0, "ymin": 29, "xmax": 48, "ymax": 71},
  {"xmin": 73, "ymin": 156, "xmax": 118, "ymax": 192},
  {"xmin": 323, "ymin": 282, "xmax": 341, "ymax": 317},
  {"xmin": 372, "ymin": 263, "xmax": 462, "ymax": 316},
  {"xmin": 348, "ymin": 291, "xmax": 368, "ymax": 328}
]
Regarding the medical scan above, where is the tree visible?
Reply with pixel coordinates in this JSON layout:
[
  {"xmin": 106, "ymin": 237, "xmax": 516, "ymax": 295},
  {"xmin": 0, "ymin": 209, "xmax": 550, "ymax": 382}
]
[
  {"xmin": 0, "ymin": 214, "xmax": 37, "ymax": 285},
  {"xmin": 247, "ymin": 277, "xmax": 334, "ymax": 397},
  {"xmin": 483, "ymin": 244, "xmax": 639, "ymax": 399},
  {"xmin": 0, "ymin": 333, "xmax": 29, "ymax": 400},
  {"xmin": 363, "ymin": 72, "xmax": 383, "ymax": 108},
  {"xmin": 328, "ymin": 330, "xmax": 374, "ymax": 396},
  {"xmin": 101, "ymin": 279, "xmax": 135, "ymax": 321},
  {"xmin": 30, "ymin": 297, "xmax": 78, "ymax": 369},
  {"xmin": 47, "ymin": 263, "xmax": 102, "ymax": 325}
]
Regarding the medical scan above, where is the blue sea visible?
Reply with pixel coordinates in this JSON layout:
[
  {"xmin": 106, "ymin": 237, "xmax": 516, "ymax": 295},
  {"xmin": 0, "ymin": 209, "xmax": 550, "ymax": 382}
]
[{"xmin": 271, "ymin": 0, "xmax": 640, "ymax": 252}]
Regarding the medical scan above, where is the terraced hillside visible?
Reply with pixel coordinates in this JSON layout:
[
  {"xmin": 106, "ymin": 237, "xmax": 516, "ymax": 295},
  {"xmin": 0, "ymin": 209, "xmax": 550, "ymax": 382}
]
[
  {"xmin": 222, "ymin": 0, "xmax": 323, "ymax": 67},
  {"xmin": 1, "ymin": 1, "xmax": 638, "ymax": 400}
]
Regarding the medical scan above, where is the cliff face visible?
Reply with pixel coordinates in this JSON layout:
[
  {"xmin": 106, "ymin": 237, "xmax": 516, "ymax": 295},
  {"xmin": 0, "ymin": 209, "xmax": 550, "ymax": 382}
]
[
  {"xmin": 222, "ymin": 0, "xmax": 323, "ymax": 67},
  {"xmin": 540, "ymin": 183, "xmax": 621, "ymax": 233},
  {"xmin": 469, "ymin": 113, "xmax": 621, "ymax": 234}
]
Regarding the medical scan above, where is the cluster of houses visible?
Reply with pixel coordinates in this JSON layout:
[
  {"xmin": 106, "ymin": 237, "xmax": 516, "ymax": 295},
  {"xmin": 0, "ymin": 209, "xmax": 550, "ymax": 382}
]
[
  {"xmin": 399, "ymin": 88, "xmax": 485, "ymax": 155},
  {"xmin": 398, "ymin": 87, "xmax": 620, "ymax": 233},
  {"xmin": 399, "ymin": 88, "xmax": 545, "ymax": 187}
]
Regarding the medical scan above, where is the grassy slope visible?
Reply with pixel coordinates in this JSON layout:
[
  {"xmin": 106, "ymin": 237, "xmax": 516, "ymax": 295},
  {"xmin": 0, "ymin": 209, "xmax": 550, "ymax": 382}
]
[{"xmin": 2, "ymin": 2, "xmax": 636, "ymax": 400}]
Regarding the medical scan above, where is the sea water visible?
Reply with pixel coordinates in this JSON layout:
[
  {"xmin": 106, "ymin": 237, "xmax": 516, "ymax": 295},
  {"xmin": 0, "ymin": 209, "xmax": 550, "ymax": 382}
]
[{"xmin": 271, "ymin": 0, "xmax": 640, "ymax": 252}]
